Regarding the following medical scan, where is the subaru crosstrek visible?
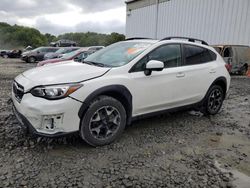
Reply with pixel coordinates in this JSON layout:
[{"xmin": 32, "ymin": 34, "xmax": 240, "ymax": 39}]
[{"xmin": 12, "ymin": 37, "xmax": 230, "ymax": 146}]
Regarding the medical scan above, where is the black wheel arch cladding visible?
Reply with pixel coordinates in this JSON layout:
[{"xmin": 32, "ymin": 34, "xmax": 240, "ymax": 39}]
[
  {"xmin": 78, "ymin": 85, "xmax": 133, "ymax": 125},
  {"xmin": 210, "ymin": 76, "xmax": 227, "ymax": 99}
]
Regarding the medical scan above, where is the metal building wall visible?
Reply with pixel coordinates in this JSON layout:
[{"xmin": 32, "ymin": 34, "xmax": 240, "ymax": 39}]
[
  {"xmin": 126, "ymin": 4, "xmax": 157, "ymax": 38},
  {"xmin": 126, "ymin": 0, "xmax": 250, "ymax": 45}
]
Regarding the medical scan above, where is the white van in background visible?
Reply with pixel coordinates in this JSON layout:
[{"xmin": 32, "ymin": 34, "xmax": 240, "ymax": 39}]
[{"xmin": 213, "ymin": 45, "xmax": 250, "ymax": 75}]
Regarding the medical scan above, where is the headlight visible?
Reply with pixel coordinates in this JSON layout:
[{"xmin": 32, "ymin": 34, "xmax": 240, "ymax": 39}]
[{"xmin": 30, "ymin": 84, "xmax": 82, "ymax": 99}]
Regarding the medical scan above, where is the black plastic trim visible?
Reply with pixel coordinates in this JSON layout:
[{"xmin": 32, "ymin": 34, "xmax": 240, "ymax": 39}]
[
  {"xmin": 78, "ymin": 85, "xmax": 133, "ymax": 125},
  {"xmin": 132, "ymin": 101, "xmax": 201, "ymax": 122},
  {"xmin": 209, "ymin": 76, "xmax": 227, "ymax": 99},
  {"xmin": 161, "ymin": 36, "xmax": 209, "ymax": 45}
]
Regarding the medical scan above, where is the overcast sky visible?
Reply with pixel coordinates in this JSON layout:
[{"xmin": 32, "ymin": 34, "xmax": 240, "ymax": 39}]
[{"xmin": 0, "ymin": 0, "xmax": 126, "ymax": 35}]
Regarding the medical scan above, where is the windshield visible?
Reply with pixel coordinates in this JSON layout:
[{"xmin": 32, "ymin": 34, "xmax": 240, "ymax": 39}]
[
  {"xmin": 32, "ymin": 47, "xmax": 42, "ymax": 52},
  {"xmin": 61, "ymin": 49, "xmax": 82, "ymax": 59},
  {"xmin": 56, "ymin": 48, "xmax": 67, "ymax": 54},
  {"xmin": 84, "ymin": 41, "xmax": 152, "ymax": 67}
]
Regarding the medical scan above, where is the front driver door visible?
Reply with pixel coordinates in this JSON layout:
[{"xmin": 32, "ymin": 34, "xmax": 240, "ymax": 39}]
[{"xmin": 129, "ymin": 44, "xmax": 185, "ymax": 116}]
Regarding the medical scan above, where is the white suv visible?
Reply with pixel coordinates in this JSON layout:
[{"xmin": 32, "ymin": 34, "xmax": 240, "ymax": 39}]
[{"xmin": 12, "ymin": 37, "xmax": 230, "ymax": 146}]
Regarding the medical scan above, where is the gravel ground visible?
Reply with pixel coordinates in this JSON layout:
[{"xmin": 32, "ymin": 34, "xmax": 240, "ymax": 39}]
[{"xmin": 0, "ymin": 58, "xmax": 250, "ymax": 188}]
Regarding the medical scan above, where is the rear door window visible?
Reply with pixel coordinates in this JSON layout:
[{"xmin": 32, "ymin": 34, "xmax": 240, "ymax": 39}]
[{"xmin": 184, "ymin": 45, "xmax": 216, "ymax": 65}]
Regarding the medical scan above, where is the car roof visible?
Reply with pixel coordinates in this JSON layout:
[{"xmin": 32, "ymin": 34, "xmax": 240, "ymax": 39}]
[
  {"xmin": 61, "ymin": 46, "xmax": 80, "ymax": 48},
  {"xmin": 88, "ymin": 46, "xmax": 105, "ymax": 48},
  {"xmin": 37, "ymin": 46, "xmax": 59, "ymax": 49}
]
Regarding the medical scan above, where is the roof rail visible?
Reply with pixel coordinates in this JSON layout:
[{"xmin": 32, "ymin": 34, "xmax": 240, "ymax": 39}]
[
  {"xmin": 125, "ymin": 37, "xmax": 153, "ymax": 41},
  {"xmin": 160, "ymin": 36, "xmax": 209, "ymax": 45}
]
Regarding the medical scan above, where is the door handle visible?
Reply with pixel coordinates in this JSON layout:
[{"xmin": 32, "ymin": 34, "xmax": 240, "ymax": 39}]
[
  {"xmin": 209, "ymin": 69, "xmax": 216, "ymax": 73},
  {"xmin": 176, "ymin": 72, "xmax": 185, "ymax": 78}
]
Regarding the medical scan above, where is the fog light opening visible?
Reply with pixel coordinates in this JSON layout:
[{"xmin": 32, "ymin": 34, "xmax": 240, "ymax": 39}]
[
  {"xmin": 42, "ymin": 114, "xmax": 63, "ymax": 131},
  {"xmin": 44, "ymin": 118, "xmax": 55, "ymax": 130}
]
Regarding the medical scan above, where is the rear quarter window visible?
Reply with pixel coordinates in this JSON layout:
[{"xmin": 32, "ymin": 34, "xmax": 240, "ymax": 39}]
[{"xmin": 184, "ymin": 45, "xmax": 217, "ymax": 65}]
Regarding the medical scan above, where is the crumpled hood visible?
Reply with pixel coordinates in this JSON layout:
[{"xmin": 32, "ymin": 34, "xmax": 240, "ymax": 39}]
[{"xmin": 16, "ymin": 62, "xmax": 110, "ymax": 91}]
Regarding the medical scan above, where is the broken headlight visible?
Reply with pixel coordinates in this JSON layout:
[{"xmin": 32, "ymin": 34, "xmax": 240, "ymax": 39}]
[{"xmin": 30, "ymin": 84, "xmax": 82, "ymax": 100}]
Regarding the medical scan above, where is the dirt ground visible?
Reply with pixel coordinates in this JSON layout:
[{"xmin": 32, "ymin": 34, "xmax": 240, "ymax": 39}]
[{"xmin": 0, "ymin": 58, "xmax": 249, "ymax": 188}]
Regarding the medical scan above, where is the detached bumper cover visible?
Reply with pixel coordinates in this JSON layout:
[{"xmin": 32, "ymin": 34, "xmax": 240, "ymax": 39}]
[{"xmin": 12, "ymin": 104, "xmax": 76, "ymax": 138}]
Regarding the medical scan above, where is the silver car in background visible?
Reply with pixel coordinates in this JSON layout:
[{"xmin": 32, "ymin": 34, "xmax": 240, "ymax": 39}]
[{"xmin": 44, "ymin": 47, "xmax": 80, "ymax": 60}]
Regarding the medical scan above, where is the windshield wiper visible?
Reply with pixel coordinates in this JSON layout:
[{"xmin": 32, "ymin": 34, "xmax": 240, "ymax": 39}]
[{"xmin": 83, "ymin": 61, "xmax": 107, "ymax": 67}]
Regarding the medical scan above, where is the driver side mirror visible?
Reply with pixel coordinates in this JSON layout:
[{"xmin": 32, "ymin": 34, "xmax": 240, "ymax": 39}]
[{"xmin": 144, "ymin": 60, "xmax": 164, "ymax": 76}]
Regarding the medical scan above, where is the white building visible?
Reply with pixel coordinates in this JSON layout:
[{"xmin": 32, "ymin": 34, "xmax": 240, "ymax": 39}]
[{"xmin": 126, "ymin": 0, "xmax": 250, "ymax": 45}]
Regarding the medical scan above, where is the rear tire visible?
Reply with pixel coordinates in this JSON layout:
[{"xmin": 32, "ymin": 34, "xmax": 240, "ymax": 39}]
[
  {"xmin": 80, "ymin": 96, "xmax": 126, "ymax": 146},
  {"xmin": 240, "ymin": 65, "xmax": 248, "ymax": 75},
  {"xmin": 202, "ymin": 85, "xmax": 224, "ymax": 115}
]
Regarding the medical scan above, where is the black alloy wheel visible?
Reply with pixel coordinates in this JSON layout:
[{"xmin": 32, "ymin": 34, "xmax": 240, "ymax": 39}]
[
  {"xmin": 205, "ymin": 85, "xmax": 224, "ymax": 115},
  {"xmin": 80, "ymin": 96, "xmax": 126, "ymax": 146}
]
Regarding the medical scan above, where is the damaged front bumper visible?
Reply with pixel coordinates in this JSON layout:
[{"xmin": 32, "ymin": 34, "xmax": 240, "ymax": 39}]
[
  {"xmin": 12, "ymin": 104, "xmax": 76, "ymax": 137},
  {"xmin": 11, "ymin": 91, "xmax": 82, "ymax": 138}
]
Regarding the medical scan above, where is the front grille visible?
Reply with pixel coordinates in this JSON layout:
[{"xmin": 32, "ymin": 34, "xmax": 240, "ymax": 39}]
[{"xmin": 12, "ymin": 81, "xmax": 24, "ymax": 102}]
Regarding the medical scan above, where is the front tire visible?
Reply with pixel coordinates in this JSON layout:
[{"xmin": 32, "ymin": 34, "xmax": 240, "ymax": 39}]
[
  {"xmin": 202, "ymin": 85, "xmax": 224, "ymax": 115},
  {"xmin": 80, "ymin": 96, "xmax": 126, "ymax": 146},
  {"xmin": 28, "ymin": 56, "xmax": 36, "ymax": 63}
]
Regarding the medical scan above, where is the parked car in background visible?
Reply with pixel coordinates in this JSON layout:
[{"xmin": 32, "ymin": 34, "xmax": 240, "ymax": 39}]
[
  {"xmin": 0, "ymin": 50, "xmax": 10, "ymax": 58},
  {"xmin": 37, "ymin": 48, "xmax": 94, "ymax": 66},
  {"xmin": 44, "ymin": 47, "xmax": 80, "ymax": 60},
  {"xmin": 13, "ymin": 37, "xmax": 230, "ymax": 146},
  {"xmin": 0, "ymin": 50, "xmax": 22, "ymax": 58},
  {"xmin": 21, "ymin": 47, "xmax": 60, "ymax": 63},
  {"xmin": 50, "ymin": 39, "xmax": 77, "ymax": 47},
  {"xmin": 8, "ymin": 50, "xmax": 21, "ymax": 58},
  {"xmin": 213, "ymin": 45, "xmax": 250, "ymax": 75}
]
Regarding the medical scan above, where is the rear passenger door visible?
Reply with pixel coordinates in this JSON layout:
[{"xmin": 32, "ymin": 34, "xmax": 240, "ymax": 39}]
[
  {"xmin": 176, "ymin": 44, "xmax": 217, "ymax": 104},
  {"xmin": 36, "ymin": 48, "xmax": 47, "ymax": 61}
]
